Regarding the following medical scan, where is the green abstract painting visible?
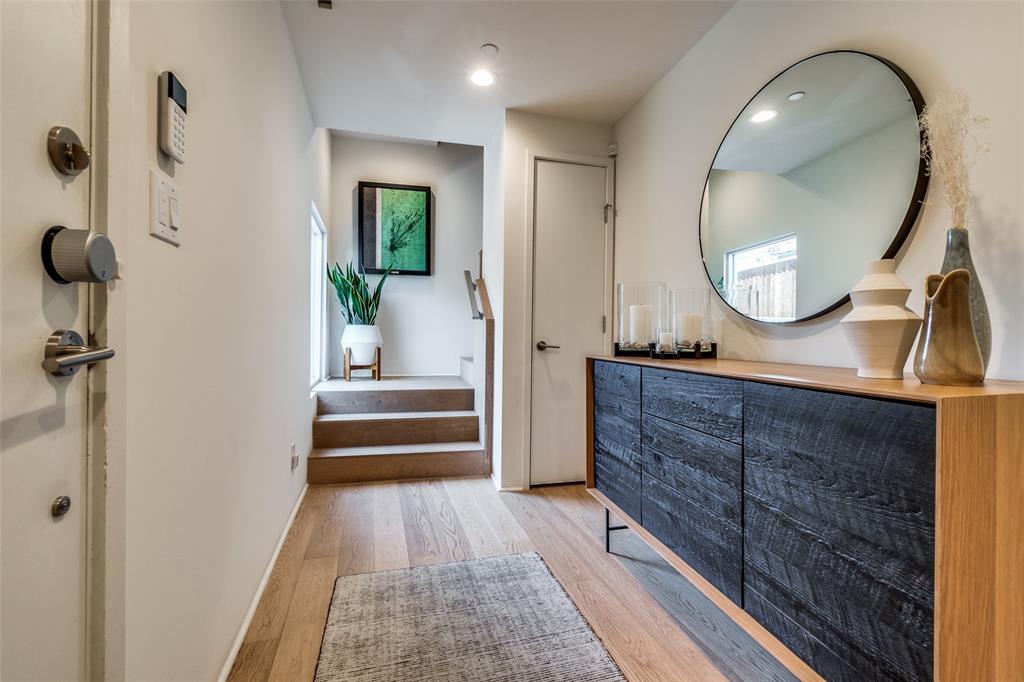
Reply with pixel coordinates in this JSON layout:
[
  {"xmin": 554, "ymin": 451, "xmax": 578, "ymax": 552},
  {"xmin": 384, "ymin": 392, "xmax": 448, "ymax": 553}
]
[{"xmin": 358, "ymin": 182, "xmax": 432, "ymax": 276}]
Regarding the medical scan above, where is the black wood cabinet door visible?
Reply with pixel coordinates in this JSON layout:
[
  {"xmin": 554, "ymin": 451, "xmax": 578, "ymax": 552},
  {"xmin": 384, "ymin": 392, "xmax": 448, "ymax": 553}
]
[
  {"xmin": 641, "ymin": 368, "xmax": 743, "ymax": 443},
  {"xmin": 743, "ymin": 382, "xmax": 935, "ymax": 682},
  {"xmin": 593, "ymin": 361, "xmax": 642, "ymax": 520},
  {"xmin": 641, "ymin": 413, "xmax": 742, "ymax": 603}
]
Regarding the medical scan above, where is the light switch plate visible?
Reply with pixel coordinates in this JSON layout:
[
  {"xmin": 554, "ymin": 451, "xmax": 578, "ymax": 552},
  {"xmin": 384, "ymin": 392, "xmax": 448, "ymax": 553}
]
[{"xmin": 150, "ymin": 170, "xmax": 181, "ymax": 246}]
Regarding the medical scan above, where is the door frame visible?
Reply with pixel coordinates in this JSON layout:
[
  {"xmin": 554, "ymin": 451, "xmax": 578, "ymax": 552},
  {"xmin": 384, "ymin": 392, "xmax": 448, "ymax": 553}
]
[
  {"xmin": 87, "ymin": 1, "xmax": 131, "ymax": 678},
  {"xmin": 311, "ymin": 201, "xmax": 328, "ymax": 387},
  {"xmin": 520, "ymin": 150, "xmax": 615, "ymax": 489}
]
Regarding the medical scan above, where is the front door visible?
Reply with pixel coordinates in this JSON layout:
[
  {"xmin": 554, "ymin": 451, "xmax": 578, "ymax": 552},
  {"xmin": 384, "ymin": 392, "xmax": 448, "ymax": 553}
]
[
  {"xmin": 530, "ymin": 157, "xmax": 612, "ymax": 485},
  {"xmin": 1, "ymin": 0, "xmax": 95, "ymax": 678}
]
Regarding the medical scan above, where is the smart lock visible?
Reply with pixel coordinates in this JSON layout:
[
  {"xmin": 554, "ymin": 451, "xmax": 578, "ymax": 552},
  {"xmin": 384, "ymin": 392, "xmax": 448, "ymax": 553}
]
[{"xmin": 41, "ymin": 225, "xmax": 118, "ymax": 284}]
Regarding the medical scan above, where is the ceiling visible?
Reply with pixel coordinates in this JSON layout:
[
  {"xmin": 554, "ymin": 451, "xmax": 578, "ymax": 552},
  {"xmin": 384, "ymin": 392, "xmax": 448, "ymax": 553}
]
[
  {"xmin": 713, "ymin": 52, "xmax": 919, "ymax": 174},
  {"xmin": 282, "ymin": 0, "xmax": 734, "ymax": 145}
]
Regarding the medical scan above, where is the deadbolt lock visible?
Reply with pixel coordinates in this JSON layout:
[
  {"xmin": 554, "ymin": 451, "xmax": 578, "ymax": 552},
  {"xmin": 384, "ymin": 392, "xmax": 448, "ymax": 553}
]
[
  {"xmin": 41, "ymin": 226, "xmax": 117, "ymax": 284},
  {"xmin": 47, "ymin": 126, "xmax": 91, "ymax": 177},
  {"xmin": 51, "ymin": 495, "xmax": 71, "ymax": 518}
]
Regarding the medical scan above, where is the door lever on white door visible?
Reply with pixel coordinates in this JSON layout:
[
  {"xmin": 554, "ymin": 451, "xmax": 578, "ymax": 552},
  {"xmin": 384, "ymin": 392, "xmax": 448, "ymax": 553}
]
[
  {"xmin": 42, "ymin": 330, "xmax": 115, "ymax": 377},
  {"xmin": 536, "ymin": 341, "xmax": 560, "ymax": 351}
]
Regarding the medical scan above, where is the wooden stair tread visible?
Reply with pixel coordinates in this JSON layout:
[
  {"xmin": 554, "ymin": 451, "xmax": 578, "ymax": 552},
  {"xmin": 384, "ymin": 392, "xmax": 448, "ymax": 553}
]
[
  {"xmin": 314, "ymin": 376, "xmax": 471, "ymax": 392},
  {"xmin": 314, "ymin": 410, "xmax": 477, "ymax": 422},
  {"xmin": 307, "ymin": 441, "xmax": 486, "ymax": 483},
  {"xmin": 311, "ymin": 441, "xmax": 484, "ymax": 458},
  {"xmin": 314, "ymin": 380, "xmax": 475, "ymax": 415}
]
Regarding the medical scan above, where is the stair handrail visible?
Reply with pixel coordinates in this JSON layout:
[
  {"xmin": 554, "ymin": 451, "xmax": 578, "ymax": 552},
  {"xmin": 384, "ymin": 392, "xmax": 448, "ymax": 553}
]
[
  {"xmin": 464, "ymin": 270, "xmax": 484, "ymax": 320},
  {"xmin": 475, "ymin": 276, "xmax": 493, "ymax": 321}
]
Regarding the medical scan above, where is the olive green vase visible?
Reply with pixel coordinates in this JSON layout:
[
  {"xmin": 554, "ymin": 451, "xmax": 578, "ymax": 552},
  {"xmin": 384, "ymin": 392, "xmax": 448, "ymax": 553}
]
[{"xmin": 913, "ymin": 269, "xmax": 984, "ymax": 386}]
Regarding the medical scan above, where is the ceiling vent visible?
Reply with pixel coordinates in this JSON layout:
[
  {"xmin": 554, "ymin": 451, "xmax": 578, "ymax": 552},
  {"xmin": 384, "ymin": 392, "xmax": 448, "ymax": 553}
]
[{"xmin": 317, "ymin": 0, "xmax": 333, "ymax": 8}]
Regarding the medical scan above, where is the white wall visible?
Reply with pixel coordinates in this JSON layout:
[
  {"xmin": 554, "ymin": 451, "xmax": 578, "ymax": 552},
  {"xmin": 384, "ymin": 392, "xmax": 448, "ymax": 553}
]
[
  {"xmin": 104, "ymin": 2, "xmax": 327, "ymax": 678},
  {"xmin": 499, "ymin": 110, "xmax": 612, "ymax": 489},
  {"xmin": 614, "ymin": 0, "xmax": 1023, "ymax": 380},
  {"xmin": 481, "ymin": 119, "xmax": 506, "ymax": 485},
  {"xmin": 312, "ymin": 128, "xmax": 333, "ymax": 222},
  {"xmin": 327, "ymin": 135, "xmax": 483, "ymax": 376}
]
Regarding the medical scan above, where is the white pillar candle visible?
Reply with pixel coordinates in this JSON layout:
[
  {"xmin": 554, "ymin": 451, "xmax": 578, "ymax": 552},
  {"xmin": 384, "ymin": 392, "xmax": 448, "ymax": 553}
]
[
  {"xmin": 658, "ymin": 331, "xmax": 674, "ymax": 350},
  {"xmin": 677, "ymin": 313, "xmax": 703, "ymax": 345},
  {"xmin": 628, "ymin": 304, "xmax": 651, "ymax": 345}
]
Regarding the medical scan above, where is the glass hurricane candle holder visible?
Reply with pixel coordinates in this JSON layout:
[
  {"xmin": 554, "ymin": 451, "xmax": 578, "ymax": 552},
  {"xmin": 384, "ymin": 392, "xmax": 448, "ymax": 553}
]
[
  {"xmin": 670, "ymin": 288, "xmax": 714, "ymax": 351},
  {"xmin": 656, "ymin": 328, "xmax": 675, "ymax": 353},
  {"xmin": 616, "ymin": 282, "xmax": 667, "ymax": 350}
]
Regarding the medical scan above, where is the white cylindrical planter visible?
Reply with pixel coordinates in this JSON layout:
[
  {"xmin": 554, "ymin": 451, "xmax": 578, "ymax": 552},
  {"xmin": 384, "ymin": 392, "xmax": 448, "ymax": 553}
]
[
  {"xmin": 341, "ymin": 324, "xmax": 382, "ymax": 366},
  {"xmin": 840, "ymin": 259, "xmax": 922, "ymax": 379}
]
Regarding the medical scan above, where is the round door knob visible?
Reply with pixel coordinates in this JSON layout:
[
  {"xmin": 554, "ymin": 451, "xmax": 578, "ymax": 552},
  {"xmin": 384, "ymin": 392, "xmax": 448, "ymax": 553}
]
[{"xmin": 41, "ymin": 226, "xmax": 117, "ymax": 284}]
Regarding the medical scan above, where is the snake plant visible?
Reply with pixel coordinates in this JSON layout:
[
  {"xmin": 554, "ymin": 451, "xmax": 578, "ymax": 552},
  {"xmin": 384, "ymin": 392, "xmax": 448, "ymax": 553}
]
[{"xmin": 327, "ymin": 262, "xmax": 392, "ymax": 325}]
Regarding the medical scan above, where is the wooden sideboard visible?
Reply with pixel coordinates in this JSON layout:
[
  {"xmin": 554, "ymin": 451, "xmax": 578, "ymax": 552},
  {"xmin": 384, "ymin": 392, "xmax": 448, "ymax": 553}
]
[{"xmin": 586, "ymin": 356, "xmax": 1023, "ymax": 682}]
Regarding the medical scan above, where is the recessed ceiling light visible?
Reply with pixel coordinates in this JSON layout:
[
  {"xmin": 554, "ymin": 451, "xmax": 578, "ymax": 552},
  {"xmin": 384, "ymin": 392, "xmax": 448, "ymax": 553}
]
[
  {"xmin": 470, "ymin": 69, "xmax": 496, "ymax": 87},
  {"xmin": 749, "ymin": 109, "xmax": 777, "ymax": 123},
  {"xmin": 788, "ymin": 91, "xmax": 805, "ymax": 101},
  {"xmin": 480, "ymin": 43, "xmax": 499, "ymax": 56}
]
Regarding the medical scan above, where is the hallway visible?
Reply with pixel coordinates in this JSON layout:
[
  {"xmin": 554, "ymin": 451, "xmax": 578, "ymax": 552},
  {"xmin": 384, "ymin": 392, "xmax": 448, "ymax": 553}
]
[{"xmin": 228, "ymin": 479, "xmax": 791, "ymax": 682}]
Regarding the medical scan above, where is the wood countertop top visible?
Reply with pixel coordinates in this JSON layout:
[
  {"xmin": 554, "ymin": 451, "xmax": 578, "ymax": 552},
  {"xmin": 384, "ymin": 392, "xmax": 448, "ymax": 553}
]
[{"xmin": 588, "ymin": 355, "xmax": 1024, "ymax": 404}]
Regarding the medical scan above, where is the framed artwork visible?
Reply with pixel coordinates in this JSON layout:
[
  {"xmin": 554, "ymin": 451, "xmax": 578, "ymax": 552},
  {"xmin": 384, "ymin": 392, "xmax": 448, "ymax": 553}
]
[{"xmin": 357, "ymin": 181, "xmax": 432, "ymax": 276}]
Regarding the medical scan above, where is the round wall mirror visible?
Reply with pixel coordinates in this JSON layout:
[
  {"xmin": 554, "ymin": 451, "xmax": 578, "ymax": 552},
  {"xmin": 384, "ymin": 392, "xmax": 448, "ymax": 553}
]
[{"xmin": 699, "ymin": 50, "xmax": 927, "ymax": 323}]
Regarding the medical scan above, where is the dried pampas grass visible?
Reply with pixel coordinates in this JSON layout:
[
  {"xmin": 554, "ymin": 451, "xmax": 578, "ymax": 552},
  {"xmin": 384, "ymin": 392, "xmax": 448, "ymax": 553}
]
[{"xmin": 919, "ymin": 91, "xmax": 990, "ymax": 230}]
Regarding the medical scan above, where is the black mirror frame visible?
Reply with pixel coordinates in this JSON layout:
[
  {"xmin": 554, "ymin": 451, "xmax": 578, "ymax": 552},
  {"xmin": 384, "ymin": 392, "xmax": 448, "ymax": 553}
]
[{"xmin": 698, "ymin": 49, "xmax": 929, "ymax": 324}]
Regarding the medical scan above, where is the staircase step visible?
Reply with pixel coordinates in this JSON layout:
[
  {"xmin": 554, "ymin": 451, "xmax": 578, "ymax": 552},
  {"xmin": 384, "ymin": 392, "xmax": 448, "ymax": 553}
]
[
  {"xmin": 313, "ymin": 411, "xmax": 479, "ymax": 448},
  {"xmin": 308, "ymin": 442, "xmax": 485, "ymax": 484},
  {"xmin": 315, "ymin": 377, "xmax": 474, "ymax": 415},
  {"xmin": 460, "ymin": 356, "xmax": 474, "ymax": 384}
]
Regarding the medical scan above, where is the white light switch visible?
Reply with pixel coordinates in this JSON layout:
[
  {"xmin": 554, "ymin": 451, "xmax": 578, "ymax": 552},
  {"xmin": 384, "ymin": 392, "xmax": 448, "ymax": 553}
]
[
  {"xmin": 150, "ymin": 170, "xmax": 181, "ymax": 246},
  {"xmin": 169, "ymin": 196, "xmax": 181, "ymax": 230}
]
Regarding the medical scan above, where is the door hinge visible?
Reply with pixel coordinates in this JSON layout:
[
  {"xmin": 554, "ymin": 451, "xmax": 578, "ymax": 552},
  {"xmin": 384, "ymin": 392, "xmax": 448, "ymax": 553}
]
[
  {"xmin": 602, "ymin": 315, "xmax": 607, "ymax": 333},
  {"xmin": 603, "ymin": 203, "xmax": 612, "ymax": 223}
]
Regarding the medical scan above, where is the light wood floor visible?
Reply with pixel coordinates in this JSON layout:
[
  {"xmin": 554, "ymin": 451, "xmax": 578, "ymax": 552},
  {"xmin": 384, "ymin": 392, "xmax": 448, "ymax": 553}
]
[{"xmin": 227, "ymin": 478, "xmax": 791, "ymax": 682}]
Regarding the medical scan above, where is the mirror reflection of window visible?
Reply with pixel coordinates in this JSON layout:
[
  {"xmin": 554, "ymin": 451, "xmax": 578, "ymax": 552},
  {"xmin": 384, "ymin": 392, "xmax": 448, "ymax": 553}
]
[{"xmin": 724, "ymin": 235, "xmax": 797, "ymax": 322}]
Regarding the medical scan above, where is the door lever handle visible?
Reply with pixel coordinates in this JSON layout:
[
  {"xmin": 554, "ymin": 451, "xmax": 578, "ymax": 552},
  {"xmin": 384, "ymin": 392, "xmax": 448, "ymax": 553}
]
[
  {"xmin": 43, "ymin": 329, "xmax": 115, "ymax": 377},
  {"xmin": 536, "ymin": 341, "xmax": 561, "ymax": 351}
]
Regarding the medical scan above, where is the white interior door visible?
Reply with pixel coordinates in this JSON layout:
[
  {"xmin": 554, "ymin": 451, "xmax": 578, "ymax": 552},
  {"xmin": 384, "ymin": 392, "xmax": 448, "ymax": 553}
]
[
  {"xmin": 530, "ymin": 158, "xmax": 611, "ymax": 485},
  {"xmin": 1, "ymin": 1, "xmax": 94, "ymax": 679}
]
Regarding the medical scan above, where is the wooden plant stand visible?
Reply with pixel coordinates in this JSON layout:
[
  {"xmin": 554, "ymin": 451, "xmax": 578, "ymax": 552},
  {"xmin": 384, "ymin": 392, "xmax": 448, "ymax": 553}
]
[{"xmin": 343, "ymin": 347, "xmax": 381, "ymax": 381}]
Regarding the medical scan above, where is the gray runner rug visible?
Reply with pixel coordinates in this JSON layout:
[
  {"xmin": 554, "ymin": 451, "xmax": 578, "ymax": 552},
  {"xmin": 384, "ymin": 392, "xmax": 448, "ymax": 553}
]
[{"xmin": 314, "ymin": 552, "xmax": 625, "ymax": 681}]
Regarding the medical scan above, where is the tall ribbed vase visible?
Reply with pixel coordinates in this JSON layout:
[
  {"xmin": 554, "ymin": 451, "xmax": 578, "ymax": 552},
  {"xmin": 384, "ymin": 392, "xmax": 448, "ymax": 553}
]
[{"xmin": 940, "ymin": 228, "xmax": 990, "ymax": 370}]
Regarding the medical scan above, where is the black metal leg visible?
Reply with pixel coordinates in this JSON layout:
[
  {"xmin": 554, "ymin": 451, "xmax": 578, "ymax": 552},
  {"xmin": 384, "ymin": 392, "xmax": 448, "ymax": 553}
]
[
  {"xmin": 605, "ymin": 508, "xmax": 610, "ymax": 552},
  {"xmin": 604, "ymin": 507, "xmax": 628, "ymax": 553}
]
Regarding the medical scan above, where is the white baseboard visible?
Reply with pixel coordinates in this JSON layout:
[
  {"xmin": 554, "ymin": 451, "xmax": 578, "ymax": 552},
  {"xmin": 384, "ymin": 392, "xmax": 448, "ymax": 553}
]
[
  {"xmin": 492, "ymin": 471, "xmax": 528, "ymax": 492},
  {"xmin": 217, "ymin": 483, "xmax": 308, "ymax": 681}
]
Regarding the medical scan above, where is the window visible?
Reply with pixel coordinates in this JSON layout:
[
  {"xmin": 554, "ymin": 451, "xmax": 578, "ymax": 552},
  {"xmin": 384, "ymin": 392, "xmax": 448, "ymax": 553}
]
[
  {"xmin": 310, "ymin": 204, "xmax": 327, "ymax": 386},
  {"xmin": 725, "ymin": 234, "xmax": 797, "ymax": 322}
]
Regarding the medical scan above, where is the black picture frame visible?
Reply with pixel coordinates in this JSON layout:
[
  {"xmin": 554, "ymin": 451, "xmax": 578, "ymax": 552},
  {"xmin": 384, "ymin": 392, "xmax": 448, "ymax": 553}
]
[{"xmin": 357, "ymin": 181, "xmax": 433, "ymax": 276}]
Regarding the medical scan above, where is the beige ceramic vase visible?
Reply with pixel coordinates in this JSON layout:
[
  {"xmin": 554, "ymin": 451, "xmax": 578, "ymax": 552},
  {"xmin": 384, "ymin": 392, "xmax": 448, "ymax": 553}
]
[
  {"xmin": 840, "ymin": 260, "xmax": 922, "ymax": 379},
  {"xmin": 914, "ymin": 269, "xmax": 984, "ymax": 386}
]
